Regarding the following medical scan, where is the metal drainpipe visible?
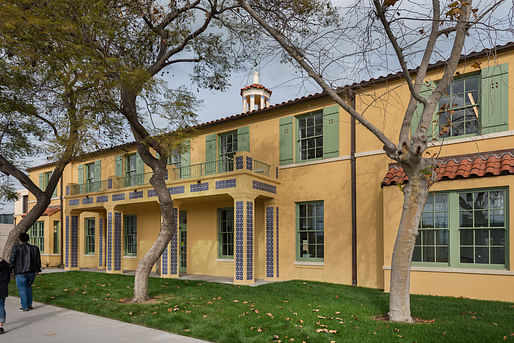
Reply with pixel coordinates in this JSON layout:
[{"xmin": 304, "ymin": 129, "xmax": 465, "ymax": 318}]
[
  {"xmin": 350, "ymin": 93, "xmax": 357, "ymax": 286},
  {"xmin": 60, "ymin": 175, "xmax": 64, "ymax": 267}
]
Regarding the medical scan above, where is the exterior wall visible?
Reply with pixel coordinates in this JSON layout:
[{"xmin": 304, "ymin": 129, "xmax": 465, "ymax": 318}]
[
  {"xmin": 18, "ymin": 46, "xmax": 514, "ymax": 302},
  {"xmin": 0, "ymin": 223, "xmax": 14, "ymax": 254}
]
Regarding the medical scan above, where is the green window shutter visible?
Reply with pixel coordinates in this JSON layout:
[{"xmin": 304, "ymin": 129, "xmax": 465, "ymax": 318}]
[
  {"xmin": 52, "ymin": 180, "xmax": 58, "ymax": 198},
  {"xmin": 481, "ymin": 63, "xmax": 508, "ymax": 134},
  {"xmin": 115, "ymin": 155, "xmax": 123, "ymax": 177},
  {"xmin": 322, "ymin": 105, "xmax": 339, "ymax": 159},
  {"xmin": 237, "ymin": 126, "xmax": 250, "ymax": 152},
  {"xmin": 181, "ymin": 140, "xmax": 191, "ymax": 179},
  {"xmin": 205, "ymin": 134, "xmax": 217, "ymax": 175},
  {"xmin": 94, "ymin": 160, "xmax": 101, "ymax": 181},
  {"xmin": 77, "ymin": 165, "xmax": 84, "ymax": 185},
  {"xmin": 279, "ymin": 116, "xmax": 294, "ymax": 165},
  {"xmin": 411, "ymin": 81, "xmax": 436, "ymax": 139},
  {"xmin": 39, "ymin": 173, "xmax": 44, "ymax": 190},
  {"xmin": 136, "ymin": 153, "xmax": 144, "ymax": 174}
]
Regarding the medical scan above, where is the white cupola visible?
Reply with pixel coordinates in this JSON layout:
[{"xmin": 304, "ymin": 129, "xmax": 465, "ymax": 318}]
[{"xmin": 240, "ymin": 71, "xmax": 272, "ymax": 113}]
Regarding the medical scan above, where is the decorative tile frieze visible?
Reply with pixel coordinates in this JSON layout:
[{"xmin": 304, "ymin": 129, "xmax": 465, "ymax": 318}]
[
  {"xmin": 276, "ymin": 167, "xmax": 279, "ymax": 179},
  {"xmin": 169, "ymin": 186, "xmax": 185, "ymax": 194},
  {"xmin": 246, "ymin": 201, "xmax": 253, "ymax": 281},
  {"xmin": 96, "ymin": 195, "xmax": 108, "ymax": 203},
  {"xmin": 215, "ymin": 179, "xmax": 236, "ymax": 189},
  {"xmin": 235, "ymin": 201, "xmax": 244, "ymax": 281},
  {"xmin": 99, "ymin": 218, "xmax": 103, "ymax": 267},
  {"xmin": 108, "ymin": 178, "xmax": 113, "ymax": 189},
  {"xmin": 71, "ymin": 216, "xmax": 78, "ymax": 268},
  {"xmin": 246, "ymin": 157, "xmax": 253, "ymax": 171},
  {"xmin": 66, "ymin": 185, "xmax": 70, "ymax": 196},
  {"xmin": 170, "ymin": 208, "xmax": 178, "ymax": 275},
  {"xmin": 107, "ymin": 212, "xmax": 112, "ymax": 271},
  {"xmin": 190, "ymin": 182, "xmax": 209, "ymax": 192},
  {"xmin": 253, "ymin": 180, "xmax": 276, "ymax": 194},
  {"xmin": 266, "ymin": 207, "xmax": 274, "ymax": 278},
  {"xmin": 236, "ymin": 156, "xmax": 244, "ymax": 170},
  {"xmin": 129, "ymin": 191, "xmax": 143, "ymax": 199},
  {"xmin": 69, "ymin": 199, "xmax": 79, "ymax": 206},
  {"xmin": 112, "ymin": 193, "xmax": 125, "ymax": 201},
  {"xmin": 114, "ymin": 212, "xmax": 122, "ymax": 271},
  {"xmin": 82, "ymin": 197, "xmax": 93, "ymax": 205}
]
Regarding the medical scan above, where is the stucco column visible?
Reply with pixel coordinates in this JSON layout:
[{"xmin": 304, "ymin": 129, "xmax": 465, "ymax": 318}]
[
  {"xmin": 64, "ymin": 209, "xmax": 80, "ymax": 271},
  {"xmin": 232, "ymin": 194, "xmax": 256, "ymax": 285},
  {"xmin": 243, "ymin": 97, "xmax": 248, "ymax": 113},
  {"xmin": 264, "ymin": 199, "xmax": 280, "ymax": 281},
  {"xmin": 249, "ymin": 95, "xmax": 255, "ymax": 112},
  {"xmin": 105, "ymin": 206, "xmax": 123, "ymax": 274},
  {"xmin": 161, "ymin": 207, "xmax": 180, "ymax": 278},
  {"xmin": 260, "ymin": 95, "xmax": 265, "ymax": 110}
]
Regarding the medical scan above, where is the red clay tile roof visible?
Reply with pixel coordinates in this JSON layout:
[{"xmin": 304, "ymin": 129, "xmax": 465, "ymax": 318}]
[
  {"xmin": 22, "ymin": 206, "xmax": 61, "ymax": 217},
  {"xmin": 382, "ymin": 149, "xmax": 514, "ymax": 187},
  {"xmin": 240, "ymin": 83, "xmax": 272, "ymax": 95}
]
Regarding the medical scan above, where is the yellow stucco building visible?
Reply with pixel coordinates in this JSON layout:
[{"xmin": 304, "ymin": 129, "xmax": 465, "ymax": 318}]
[{"xmin": 17, "ymin": 43, "xmax": 514, "ymax": 302}]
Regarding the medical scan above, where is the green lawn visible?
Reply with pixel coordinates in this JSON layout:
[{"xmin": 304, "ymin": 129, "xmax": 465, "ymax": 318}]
[{"xmin": 9, "ymin": 271, "xmax": 514, "ymax": 342}]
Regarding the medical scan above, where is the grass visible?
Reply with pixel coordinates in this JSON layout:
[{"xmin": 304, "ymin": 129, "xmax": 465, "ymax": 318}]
[{"xmin": 9, "ymin": 271, "xmax": 514, "ymax": 342}]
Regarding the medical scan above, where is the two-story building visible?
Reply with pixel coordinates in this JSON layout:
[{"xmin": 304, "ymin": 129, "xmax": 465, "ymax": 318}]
[{"xmin": 17, "ymin": 43, "xmax": 514, "ymax": 302}]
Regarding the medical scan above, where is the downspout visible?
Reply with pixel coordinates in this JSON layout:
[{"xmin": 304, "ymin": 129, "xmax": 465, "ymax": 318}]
[
  {"xmin": 350, "ymin": 92, "xmax": 357, "ymax": 286},
  {"xmin": 60, "ymin": 175, "xmax": 64, "ymax": 267}
]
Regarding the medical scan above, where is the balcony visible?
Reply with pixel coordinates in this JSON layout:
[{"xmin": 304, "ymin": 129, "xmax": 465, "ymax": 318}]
[{"xmin": 67, "ymin": 154, "xmax": 275, "ymax": 197}]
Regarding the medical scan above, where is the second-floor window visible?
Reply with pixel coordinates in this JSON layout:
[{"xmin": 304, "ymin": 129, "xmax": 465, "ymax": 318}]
[
  {"xmin": 297, "ymin": 112, "xmax": 323, "ymax": 161},
  {"xmin": 219, "ymin": 131, "xmax": 238, "ymax": 172},
  {"xmin": 438, "ymin": 74, "xmax": 479, "ymax": 138},
  {"xmin": 125, "ymin": 153, "xmax": 139, "ymax": 186},
  {"xmin": 85, "ymin": 162, "xmax": 97, "ymax": 192}
]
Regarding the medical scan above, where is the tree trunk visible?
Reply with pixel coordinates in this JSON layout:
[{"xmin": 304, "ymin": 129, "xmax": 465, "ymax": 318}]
[
  {"xmin": 132, "ymin": 162, "xmax": 175, "ymax": 302},
  {"xmin": 388, "ymin": 168, "xmax": 430, "ymax": 322}
]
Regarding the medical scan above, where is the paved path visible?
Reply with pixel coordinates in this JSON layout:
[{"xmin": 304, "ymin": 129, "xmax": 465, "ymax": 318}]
[{"xmin": 3, "ymin": 297, "xmax": 209, "ymax": 343}]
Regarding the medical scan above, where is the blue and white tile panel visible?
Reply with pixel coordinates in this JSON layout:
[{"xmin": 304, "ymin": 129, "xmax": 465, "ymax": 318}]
[
  {"xmin": 190, "ymin": 182, "xmax": 208, "ymax": 192},
  {"xmin": 71, "ymin": 216, "xmax": 78, "ymax": 268},
  {"xmin": 65, "ymin": 216, "xmax": 69, "ymax": 268},
  {"xmin": 246, "ymin": 201, "xmax": 253, "ymax": 281},
  {"xmin": 170, "ymin": 208, "xmax": 178, "ymax": 275},
  {"xmin": 107, "ymin": 212, "xmax": 112, "ymax": 271},
  {"xmin": 97, "ymin": 195, "xmax": 108, "ymax": 203},
  {"xmin": 266, "ymin": 207, "xmax": 274, "ymax": 278},
  {"xmin": 253, "ymin": 180, "xmax": 276, "ymax": 194},
  {"xmin": 112, "ymin": 193, "xmax": 125, "ymax": 201},
  {"xmin": 66, "ymin": 185, "xmax": 70, "ymax": 196},
  {"xmin": 129, "ymin": 191, "xmax": 143, "ymax": 199},
  {"xmin": 108, "ymin": 179, "xmax": 113, "ymax": 189},
  {"xmin": 236, "ymin": 156, "xmax": 244, "ymax": 170},
  {"xmin": 169, "ymin": 186, "xmax": 185, "ymax": 194},
  {"xmin": 235, "ymin": 201, "xmax": 244, "ymax": 281},
  {"xmin": 82, "ymin": 197, "xmax": 93, "ymax": 205},
  {"xmin": 99, "ymin": 218, "xmax": 104, "ymax": 267},
  {"xmin": 69, "ymin": 199, "xmax": 79, "ymax": 206},
  {"xmin": 162, "ymin": 246, "xmax": 168, "ymax": 275},
  {"xmin": 114, "ymin": 212, "xmax": 122, "ymax": 271},
  {"xmin": 215, "ymin": 179, "xmax": 236, "ymax": 189},
  {"xmin": 276, "ymin": 207, "xmax": 279, "ymax": 278},
  {"xmin": 246, "ymin": 157, "xmax": 253, "ymax": 171}
]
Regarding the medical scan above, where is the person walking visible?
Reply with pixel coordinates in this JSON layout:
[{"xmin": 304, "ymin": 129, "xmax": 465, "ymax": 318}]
[
  {"xmin": 9, "ymin": 232, "xmax": 41, "ymax": 312},
  {"xmin": 0, "ymin": 258, "xmax": 10, "ymax": 333}
]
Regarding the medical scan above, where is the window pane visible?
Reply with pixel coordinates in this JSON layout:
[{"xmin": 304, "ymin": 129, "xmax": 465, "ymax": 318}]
[
  {"xmin": 421, "ymin": 212, "xmax": 434, "ymax": 228},
  {"xmin": 415, "ymin": 234, "xmax": 421, "ymax": 245},
  {"xmin": 474, "ymin": 192, "xmax": 488, "ymax": 209},
  {"xmin": 412, "ymin": 246, "xmax": 421, "ymax": 261},
  {"xmin": 453, "ymin": 79, "xmax": 464, "ymax": 93},
  {"xmin": 474, "ymin": 210, "xmax": 488, "ymax": 227},
  {"xmin": 465, "ymin": 117, "xmax": 478, "ymax": 134},
  {"xmin": 490, "ymin": 191, "xmax": 504, "ymax": 209},
  {"xmin": 424, "ymin": 195, "xmax": 434, "ymax": 212},
  {"xmin": 434, "ymin": 194, "xmax": 447, "ymax": 211},
  {"xmin": 460, "ymin": 247, "xmax": 474, "ymax": 263},
  {"xmin": 491, "ymin": 247, "xmax": 505, "ymax": 265},
  {"xmin": 490, "ymin": 230, "xmax": 505, "ymax": 246},
  {"xmin": 460, "ymin": 211, "xmax": 473, "ymax": 227},
  {"xmin": 423, "ymin": 247, "xmax": 435, "ymax": 262},
  {"xmin": 434, "ymin": 213, "xmax": 448, "ymax": 228},
  {"xmin": 460, "ymin": 229, "xmax": 473, "ymax": 245},
  {"xmin": 453, "ymin": 121, "xmax": 464, "ymax": 136},
  {"xmin": 474, "ymin": 229, "xmax": 489, "ymax": 245},
  {"xmin": 475, "ymin": 247, "xmax": 489, "ymax": 264},
  {"xmin": 436, "ymin": 247, "xmax": 448, "ymax": 263},
  {"xmin": 490, "ymin": 210, "xmax": 504, "ymax": 227},
  {"xmin": 459, "ymin": 193, "xmax": 473, "ymax": 210},
  {"xmin": 422, "ymin": 230, "xmax": 434, "ymax": 245},
  {"xmin": 466, "ymin": 76, "xmax": 478, "ymax": 91},
  {"xmin": 436, "ymin": 230, "xmax": 448, "ymax": 245}
]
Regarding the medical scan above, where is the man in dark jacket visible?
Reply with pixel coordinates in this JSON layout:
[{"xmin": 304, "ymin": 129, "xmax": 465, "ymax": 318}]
[{"xmin": 9, "ymin": 232, "xmax": 41, "ymax": 312}]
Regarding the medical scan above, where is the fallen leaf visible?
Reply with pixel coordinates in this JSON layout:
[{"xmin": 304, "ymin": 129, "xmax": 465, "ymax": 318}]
[{"xmin": 267, "ymin": 313, "xmax": 274, "ymax": 318}]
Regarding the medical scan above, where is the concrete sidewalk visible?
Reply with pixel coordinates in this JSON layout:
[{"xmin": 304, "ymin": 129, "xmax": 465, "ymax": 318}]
[{"xmin": 3, "ymin": 297, "xmax": 209, "ymax": 342}]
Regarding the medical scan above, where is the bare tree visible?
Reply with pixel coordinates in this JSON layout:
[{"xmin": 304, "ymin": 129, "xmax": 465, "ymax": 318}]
[{"xmin": 237, "ymin": 0, "xmax": 509, "ymax": 322}]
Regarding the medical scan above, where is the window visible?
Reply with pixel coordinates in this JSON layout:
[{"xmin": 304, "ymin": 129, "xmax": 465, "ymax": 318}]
[
  {"xmin": 218, "ymin": 208, "xmax": 234, "ymax": 258},
  {"xmin": 438, "ymin": 74, "xmax": 479, "ymax": 138},
  {"xmin": 297, "ymin": 201, "xmax": 324, "ymax": 261},
  {"xmin": 297, "ymin": 112, "xmax": 323, "ymax": 161},
  {"xmin": 53, "ymin": 220, "xmax": 60, "ymax": 254},
  {"xmin": 168, "ymin": 149, "xmax": 181, "ymax": 167},
  {"xmin": 414, "ymin": 188, "xmax": 507, "ymax": 268},
  {"xmin": 29, "ymin": 221, "xmax": 44, "ymax": 252},
  {"xmin": 219, "ymin": 131, "xmax": 238, "ymax": 172},
  {"xmin": 414, "ymin": 194, "xmax": 449, "ymax": 263},
  {"xmin": 85, "ymin": 218, "xmax": 95, "ymax": 255},
  {"xmin": 22, "ymin": 195, "xmax": 28, "ymax": 213},
  {"xmin": 125, "ymin": 153, "xmax": 137, "ymax": 186},
  {"xmin": 40, "ymin": 171, "xmax": 58, "ymax": 198},
  {"xmin": 85, "ymin": 163, "xmax": 97, "ymax": 192},
  {"xmin": 124, "ymin": 215, "xmax": 137, "ymax": 256}
]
